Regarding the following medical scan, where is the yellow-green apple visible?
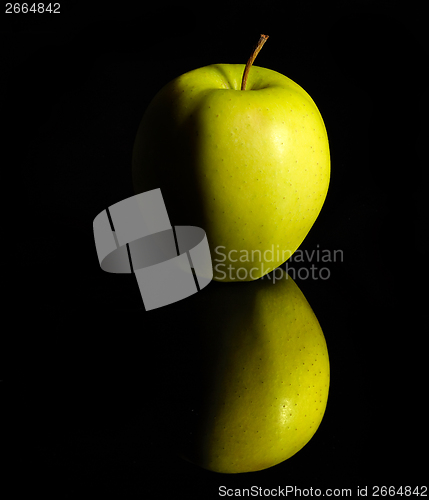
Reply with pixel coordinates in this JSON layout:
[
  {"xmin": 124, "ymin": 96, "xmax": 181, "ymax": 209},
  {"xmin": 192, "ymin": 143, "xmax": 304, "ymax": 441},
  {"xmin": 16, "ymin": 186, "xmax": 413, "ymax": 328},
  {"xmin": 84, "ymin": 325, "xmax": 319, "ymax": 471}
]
[
  {"xmin": 132, "ymin": 36, "xmax": 330, "ymax": 281},
  {"xmin": 172, "ymin": 273, "xmax": 329, "ymax": 473}
]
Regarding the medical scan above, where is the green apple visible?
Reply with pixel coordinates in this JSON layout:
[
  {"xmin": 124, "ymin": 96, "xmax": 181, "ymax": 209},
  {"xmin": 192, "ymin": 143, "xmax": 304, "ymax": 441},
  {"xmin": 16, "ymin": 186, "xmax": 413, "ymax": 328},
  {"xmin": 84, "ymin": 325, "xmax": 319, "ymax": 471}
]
[
  {"xmin": 173, "ymin": 273, "xmax": 329, "ymax": 473},
  {"xmin": 132, "ymin": 38, "xmax": 330, "ymax": 281}
]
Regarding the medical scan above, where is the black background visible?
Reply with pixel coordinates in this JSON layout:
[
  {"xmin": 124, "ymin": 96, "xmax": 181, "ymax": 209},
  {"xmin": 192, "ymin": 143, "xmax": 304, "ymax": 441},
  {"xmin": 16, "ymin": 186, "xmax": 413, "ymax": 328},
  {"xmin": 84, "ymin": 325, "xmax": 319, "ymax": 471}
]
[{"xmin": 3, "ymin": 1, "xmax": 426, "ymax": 496}]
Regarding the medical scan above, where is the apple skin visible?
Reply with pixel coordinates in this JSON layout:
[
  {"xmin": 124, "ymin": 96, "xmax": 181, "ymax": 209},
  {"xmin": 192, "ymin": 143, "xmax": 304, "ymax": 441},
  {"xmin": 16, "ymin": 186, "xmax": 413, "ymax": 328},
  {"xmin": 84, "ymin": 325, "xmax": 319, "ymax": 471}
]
[
  {"xmin": 132, "ymin": 64, "xmax": 330, "ymax": 281},
  {"xmin": 171, "ymin": 274, "xmax": 329, "ymax": 474}
]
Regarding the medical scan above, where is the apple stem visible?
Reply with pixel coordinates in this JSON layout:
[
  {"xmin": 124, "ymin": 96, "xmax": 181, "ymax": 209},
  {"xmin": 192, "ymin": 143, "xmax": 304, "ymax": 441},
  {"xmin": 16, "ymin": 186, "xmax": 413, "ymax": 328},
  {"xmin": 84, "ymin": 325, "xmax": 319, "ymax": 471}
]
[{"xmin": 241, "ymin": 34, "xmax": 269, "ymax": 91}]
